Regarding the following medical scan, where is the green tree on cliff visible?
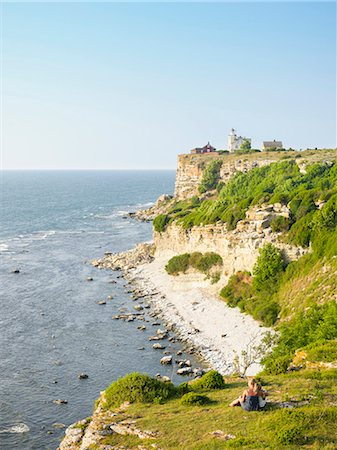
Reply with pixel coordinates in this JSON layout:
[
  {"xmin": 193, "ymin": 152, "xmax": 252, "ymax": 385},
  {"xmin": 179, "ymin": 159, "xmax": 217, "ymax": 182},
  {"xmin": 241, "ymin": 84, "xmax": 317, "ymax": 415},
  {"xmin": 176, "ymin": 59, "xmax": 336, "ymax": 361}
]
[
  {"xmin": 198, "ymin": 160, "xmax": 222, "ymax": 194},
  {"xmin": 240, "ymin": 138, "xmax": 251, "ymax": 150}
]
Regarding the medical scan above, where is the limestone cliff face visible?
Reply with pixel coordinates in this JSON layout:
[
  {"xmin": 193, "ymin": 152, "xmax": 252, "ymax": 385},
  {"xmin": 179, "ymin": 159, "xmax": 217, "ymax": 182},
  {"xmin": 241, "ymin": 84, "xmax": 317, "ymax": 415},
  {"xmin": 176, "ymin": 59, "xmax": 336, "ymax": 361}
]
[
  {"xmin": 173, "ymin": 150, "xmax": 337, "ymax": 200},
  {"xmin": 174, "ymin": 153, "xmax": 278, "ymax": 199},
  {"xmin": 154, "ymin": 204, "xmax": 307, "ymax": 283}
]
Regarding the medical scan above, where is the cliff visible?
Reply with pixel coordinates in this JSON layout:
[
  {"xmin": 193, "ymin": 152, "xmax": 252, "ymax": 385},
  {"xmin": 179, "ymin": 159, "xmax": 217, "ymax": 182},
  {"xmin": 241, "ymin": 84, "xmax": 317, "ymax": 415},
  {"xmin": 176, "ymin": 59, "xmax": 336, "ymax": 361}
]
[
  {"xmin": 154, "ymin": 203, "xmax": 307, "ymax": 285},
  {"xmin": 59, "ymin": 149, "xmax": 337, "ymax": 450},
  {"xmin": 174, "ymin": 149, "xmax": 337, "ymax": 199}
]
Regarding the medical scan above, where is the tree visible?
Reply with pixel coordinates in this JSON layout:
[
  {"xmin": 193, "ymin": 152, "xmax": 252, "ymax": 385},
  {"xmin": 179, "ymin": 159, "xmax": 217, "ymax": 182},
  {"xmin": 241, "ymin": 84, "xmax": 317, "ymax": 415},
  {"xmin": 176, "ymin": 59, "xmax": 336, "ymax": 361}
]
[
  {"xmin": 198, "ymin": 160, "xmax": 222, "ymax": 194},
  {"xmin": 240, "ymin": 139, "xmax": 251, "ymax": 150},
  {"xmin": 253, "ymin": 243, "xmax": 286, "ymax": 293}
]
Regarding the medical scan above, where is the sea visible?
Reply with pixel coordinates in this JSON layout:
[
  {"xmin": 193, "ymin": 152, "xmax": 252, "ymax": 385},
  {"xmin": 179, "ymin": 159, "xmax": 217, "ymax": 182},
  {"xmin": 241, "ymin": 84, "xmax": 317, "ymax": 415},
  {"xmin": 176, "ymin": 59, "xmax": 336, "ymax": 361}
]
[{"xmin": 0, "ymin": 170, "xmax": 199, "ymax": 450}]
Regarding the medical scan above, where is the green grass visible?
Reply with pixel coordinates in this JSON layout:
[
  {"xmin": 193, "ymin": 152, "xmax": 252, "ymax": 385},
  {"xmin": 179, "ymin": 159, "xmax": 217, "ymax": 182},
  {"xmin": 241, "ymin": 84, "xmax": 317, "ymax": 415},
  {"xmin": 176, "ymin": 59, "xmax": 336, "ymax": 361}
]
[{"xmin": 98, "ymin": 369, "xmax": 337, "ymax": 449}]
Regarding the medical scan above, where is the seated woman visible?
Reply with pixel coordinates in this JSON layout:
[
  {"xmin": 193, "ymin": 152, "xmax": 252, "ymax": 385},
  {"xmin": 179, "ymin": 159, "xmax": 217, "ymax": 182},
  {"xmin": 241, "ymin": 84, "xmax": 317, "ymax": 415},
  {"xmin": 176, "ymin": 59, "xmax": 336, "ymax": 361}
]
[{"xmin": 229, "ymin": 378, "xmax": 268, "ymax": 411}]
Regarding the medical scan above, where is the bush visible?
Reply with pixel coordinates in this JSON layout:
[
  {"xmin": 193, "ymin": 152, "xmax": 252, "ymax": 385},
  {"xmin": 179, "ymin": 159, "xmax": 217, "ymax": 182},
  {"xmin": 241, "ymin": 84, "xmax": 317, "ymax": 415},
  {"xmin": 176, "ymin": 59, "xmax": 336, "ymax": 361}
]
[
  {"xmin": 263, "ymin": 301, "xmax": 337, "ymax": 373},
  {"xmin": 190, "ymin": 252, "xmax": 223, "ymax": 273},
  {"xmin": 220, "ymin": 271, "xmax": 253, "ymax": 308},
  {"xmin": 153, "ymin": 214, "xmax": 170, "ymax": 232},
  {"xmin": 220, "ymin": 270, "xmax": 279, "ymax": 326},
  {"xmin": 165, "ymin": 252, "xmax": 222, "ymax": 277},
  {"xmin": 103, "ymin": 373, "xmax": 176, "ymax": 409},
  {"xmin": 181, "ymin": 392, "xmax": 211, "ymax": 406},
  {"xmin": 270, "ymin": 215, "xmax": 290, "ymax": 233},
  {"xmin": 263, "ymin": 355, "xmax": 292, "ymax": 375},
  {"xmin": 165, "ymin": 254, "xmax": 190, "ymax": 275},
  {"xmin": 253, "ymin": 244, "xmax": 286, "ymax": 293},
  {"xmin": 301, "ymin": 340, "xmax": 337, "ymax": 363},
  {"xmin": 177, "ymin": 382, "xmax": 190, "ymax": 396},
  {"xmin": 191, "ymin": 370, "xmax": 225, "ymax": 390},
  {"xmin": 199, "ymin": 160, "xmax": 222, "ymax": 194}
]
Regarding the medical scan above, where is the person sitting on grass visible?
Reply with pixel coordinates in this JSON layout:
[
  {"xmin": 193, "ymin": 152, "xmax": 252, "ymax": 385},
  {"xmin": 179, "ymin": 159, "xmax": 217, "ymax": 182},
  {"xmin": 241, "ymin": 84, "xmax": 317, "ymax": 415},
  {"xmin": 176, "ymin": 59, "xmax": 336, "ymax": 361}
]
[{"xmin": 229, "ymin": 377, "xmax": 268, "ymax": 411}]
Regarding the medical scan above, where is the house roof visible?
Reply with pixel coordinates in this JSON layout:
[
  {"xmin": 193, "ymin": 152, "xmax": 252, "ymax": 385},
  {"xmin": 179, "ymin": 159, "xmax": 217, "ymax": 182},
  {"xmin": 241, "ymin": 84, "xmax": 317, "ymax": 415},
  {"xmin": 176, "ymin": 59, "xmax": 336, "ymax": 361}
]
[{"xmin": 263, "ymin": 140, "xmax": 283, "ymax": 148}]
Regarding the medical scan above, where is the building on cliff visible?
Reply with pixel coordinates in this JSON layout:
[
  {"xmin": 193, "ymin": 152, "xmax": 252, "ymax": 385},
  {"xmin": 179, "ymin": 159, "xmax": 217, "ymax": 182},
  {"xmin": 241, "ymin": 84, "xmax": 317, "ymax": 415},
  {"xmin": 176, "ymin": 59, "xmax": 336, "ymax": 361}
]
[
  {"xmin": 262, "ymin": 140, "xmax": 283, "ymax": 150},
  {"xmin": 190, "ymin": 142, "xmax": 217, "ymax": 154},
  {"xmin": 227, "ymin": 128, "xmax": 251, "ymax": 152}
]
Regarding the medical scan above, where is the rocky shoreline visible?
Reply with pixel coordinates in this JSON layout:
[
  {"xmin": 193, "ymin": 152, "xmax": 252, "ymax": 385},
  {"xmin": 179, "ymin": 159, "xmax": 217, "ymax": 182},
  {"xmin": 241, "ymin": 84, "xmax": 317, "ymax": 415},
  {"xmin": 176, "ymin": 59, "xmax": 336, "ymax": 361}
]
[
  {"xmin": 92, "ymin": 244, "xmax": 269, "ymax": 376},
  {"xmin": 92, "ymin": 244, "xmax": 209, "ymax": 377}
]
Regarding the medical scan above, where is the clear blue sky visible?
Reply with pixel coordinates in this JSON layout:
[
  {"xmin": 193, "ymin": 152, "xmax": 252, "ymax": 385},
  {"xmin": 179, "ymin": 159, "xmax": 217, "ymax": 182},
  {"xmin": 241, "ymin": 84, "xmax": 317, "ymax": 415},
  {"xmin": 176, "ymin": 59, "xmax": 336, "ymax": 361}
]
[{"xmin": 2, "ymin": 1, "xmax": 336, "ymax": 169}]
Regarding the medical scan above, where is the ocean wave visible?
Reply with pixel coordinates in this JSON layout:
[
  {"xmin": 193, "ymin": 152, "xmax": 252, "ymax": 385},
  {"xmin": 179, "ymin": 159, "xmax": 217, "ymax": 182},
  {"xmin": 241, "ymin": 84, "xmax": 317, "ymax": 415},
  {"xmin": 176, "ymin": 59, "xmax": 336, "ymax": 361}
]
[
  {"xmin": 135, "ymin": 201, "xmax": 154, "ymax": 208},
  {"xmin": 0, "ymin": 423, "xmax": 30, "ymax": 434},
  {"xmin": 0, "ymin": 230, "xmax": 57, "ymax": 252}
]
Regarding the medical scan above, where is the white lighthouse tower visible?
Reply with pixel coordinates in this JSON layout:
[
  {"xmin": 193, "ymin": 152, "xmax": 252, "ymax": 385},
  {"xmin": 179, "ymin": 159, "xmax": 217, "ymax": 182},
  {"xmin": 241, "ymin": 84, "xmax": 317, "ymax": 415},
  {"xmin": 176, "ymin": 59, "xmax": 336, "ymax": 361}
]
[
  {"xmin": 228, "ymin": 128, "xmax": 237, "ymax": 153},
  {"xmin": 227, "ymin": 128, "xmax": 251, "ymax": 153}
]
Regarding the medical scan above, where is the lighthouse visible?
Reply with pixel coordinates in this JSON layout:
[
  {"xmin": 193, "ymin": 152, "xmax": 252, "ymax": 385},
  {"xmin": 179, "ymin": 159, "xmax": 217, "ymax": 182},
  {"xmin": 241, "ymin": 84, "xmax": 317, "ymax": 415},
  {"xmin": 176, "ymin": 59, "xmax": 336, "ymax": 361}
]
[{"xmin": 227, "ymin": 128, "xmax": 251, "ymax": 152}]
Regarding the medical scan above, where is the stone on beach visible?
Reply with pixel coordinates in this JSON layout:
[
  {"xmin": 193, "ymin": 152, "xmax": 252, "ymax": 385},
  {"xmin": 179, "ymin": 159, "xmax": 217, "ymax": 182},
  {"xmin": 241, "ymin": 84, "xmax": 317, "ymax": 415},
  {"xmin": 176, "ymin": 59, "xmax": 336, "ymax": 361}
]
[
  {"xmin": 153, "ymin": 343, "xmax": 165, "ymax": 350},
  {"xmin": 176, "ymin": 367, "xmax": 193, "ymax": 375},
  {"xmin": 160, "ymin": 355, "xmax": 173, "ymax": 365}
]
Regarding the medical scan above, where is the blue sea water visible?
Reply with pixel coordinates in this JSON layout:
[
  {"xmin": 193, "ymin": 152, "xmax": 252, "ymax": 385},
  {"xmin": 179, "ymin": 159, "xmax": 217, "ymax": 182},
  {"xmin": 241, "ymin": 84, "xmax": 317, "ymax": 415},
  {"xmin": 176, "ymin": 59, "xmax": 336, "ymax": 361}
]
[{"xmin": 0, "ymin": 171, "xmax": 197, "ymax": 450}]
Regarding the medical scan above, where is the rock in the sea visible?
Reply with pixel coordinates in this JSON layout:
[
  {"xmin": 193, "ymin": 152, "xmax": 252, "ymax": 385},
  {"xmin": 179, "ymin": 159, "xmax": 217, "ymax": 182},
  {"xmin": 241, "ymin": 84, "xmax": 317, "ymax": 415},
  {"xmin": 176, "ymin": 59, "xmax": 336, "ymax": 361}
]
[
  {"xmin": 78, "ymin": 373, "xmax": 89, "ymax": 379},
  {"xmin": 52, "ymin": 399, "xmax": 68, "ymax": 405},
  {"xmin": 11, "ymin": 269, "xmax": 20, "ymax": 274},
  {"xmin": 107, "ymin": 295, "xmax": 113, "ymax": 300},
  {"xmin": 193, "ymin": 368, "xmax": 205, "ymax": 377},
  {"xmin": 134, "ymin": 304, "xmax": 143, "ymax": 311},
  {"xmin": 160, "ymin": 356, "xmax": 173, "ymax": 365},
  {"xmin": 86, "ymin": 277, "xmax": 93, "ymax": 281},
  {"xmin": 153, "ymin": 343, "xmax": 165, "ymax": 350},
  {"xmin": 52, "ymin": 422, "xmax": 66, "ymax": 429},
  {"xmin": 96, "ymin": 300, "xmax": 106, "ymax": 305},
  {"xmin": 177, "ymin": 359, "xmax": 191, "ymax": 368},
  {"xmin": 176, "ymin": 367, "xmax": 193, "ymax": 375},
  {"xmin": 137, "ymin": 325, "xmax": 146, "ymax": 331}
]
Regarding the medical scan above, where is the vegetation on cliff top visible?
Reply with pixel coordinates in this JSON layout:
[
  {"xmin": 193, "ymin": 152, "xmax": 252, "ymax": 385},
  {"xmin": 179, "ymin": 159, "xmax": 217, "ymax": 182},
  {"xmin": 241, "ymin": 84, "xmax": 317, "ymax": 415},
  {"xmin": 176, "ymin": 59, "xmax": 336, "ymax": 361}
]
[
  {"xmin": 96, "ymin": 369, "xmax": 337, "ymax": 449},
  {"xmin": 161, "ymin": 159, "xmax": 337, "ymax": 243}
]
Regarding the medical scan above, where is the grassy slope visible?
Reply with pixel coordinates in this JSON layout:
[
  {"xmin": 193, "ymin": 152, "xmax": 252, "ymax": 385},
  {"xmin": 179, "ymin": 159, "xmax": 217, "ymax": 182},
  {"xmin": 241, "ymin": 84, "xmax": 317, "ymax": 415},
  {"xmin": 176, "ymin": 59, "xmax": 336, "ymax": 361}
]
[
  {"xmin": 277, "ymin": 259, "xmax": 337, "ymax": 321},
  {"xmin": 96, "ymin": 369, "xmax": 337, "ymax": 449}
]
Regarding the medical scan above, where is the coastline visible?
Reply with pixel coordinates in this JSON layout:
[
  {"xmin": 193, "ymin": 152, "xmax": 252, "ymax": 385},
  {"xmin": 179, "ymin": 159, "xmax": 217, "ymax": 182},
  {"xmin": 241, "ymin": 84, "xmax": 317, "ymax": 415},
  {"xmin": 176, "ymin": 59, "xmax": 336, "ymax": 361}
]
[{"xmin": 93, "ymin": 244, "xmax": 270, "ymax": 376}]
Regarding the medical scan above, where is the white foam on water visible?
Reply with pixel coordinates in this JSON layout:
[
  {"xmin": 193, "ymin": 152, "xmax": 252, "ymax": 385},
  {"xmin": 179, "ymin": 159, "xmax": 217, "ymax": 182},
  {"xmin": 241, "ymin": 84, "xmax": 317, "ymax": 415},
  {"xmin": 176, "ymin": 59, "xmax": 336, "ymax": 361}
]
[
  {"xmin": 135, "ymin": 201, "xmax": 154, "ymax": 208},
  {"xmin": 0, "ymin": 423, "xmax": 30, "ymax": 434}
]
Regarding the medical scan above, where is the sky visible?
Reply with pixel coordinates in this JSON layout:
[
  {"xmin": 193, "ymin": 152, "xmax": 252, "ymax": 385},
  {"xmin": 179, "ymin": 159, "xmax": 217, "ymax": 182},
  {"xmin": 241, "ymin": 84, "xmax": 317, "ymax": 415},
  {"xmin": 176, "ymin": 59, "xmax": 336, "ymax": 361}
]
[{"xmin": 1, "ymin": 1, "xmax": 336, "ymax": 170}]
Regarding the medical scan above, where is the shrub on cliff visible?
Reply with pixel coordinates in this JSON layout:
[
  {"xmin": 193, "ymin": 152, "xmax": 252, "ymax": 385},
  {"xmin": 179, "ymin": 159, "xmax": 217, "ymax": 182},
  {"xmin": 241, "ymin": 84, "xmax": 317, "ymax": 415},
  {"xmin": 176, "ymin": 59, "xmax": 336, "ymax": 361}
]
[
  {"xmin": 220, "ymin": 271, "xmax": 253, "ymax": 308},
  {"xmin": 253, "ymin": 244, "xmax": 286, "ymax": 294},
  {"xmin": 181, "ymin": 392, "xmax": 211, "ymax": 406},
  {"xmin": 103, "ymin": 373, "xmax": 176, "ymax": 408},
  {"xmin": 153, "ymin": 214, "xmax": 170, "ymax": 233},
  {"xmin": 165, "ymin": 254, "xmax": 190, "ymax": 275},
  {"xmin": 191, "ymin": 370, "xmax": 225, "ymax": 390},
  {"xmin": 198, "ymin": 160, "xmax": 222, "ymax": 194},
  {"xmin": 270, "ymin": 215, "xmax": 290, "ymax": 233},
  {"xmin": 189, "ymin": 252, "xmax": 223, "ymax": 273},
  {"xmin": 220, "ymin": 279, "xmax": 279, "ymax": 326},
  {"xmin": 165, "ymin": 252, "xmax": 223, "ymax": 278},
  {"xmin": 263, "ymin": 301, "xmax": 337, "ymax": 374}
]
